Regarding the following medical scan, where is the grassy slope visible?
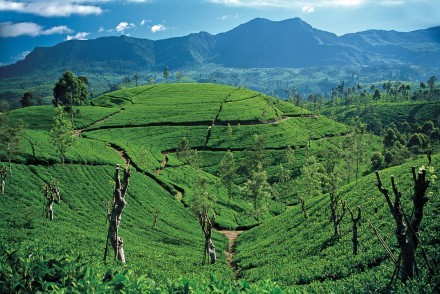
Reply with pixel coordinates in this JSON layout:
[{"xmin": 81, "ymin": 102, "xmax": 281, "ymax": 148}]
[
  {"xmin": 234, "ymin": 154, "xmax": 440, "ymax": 292},
  {"xmin": 322, "ymin": 101, "xmax": 440, "ymax": 131},
  {"xmin": 1, "ymin": 83, "xmax": 404, "ymax": 292}
]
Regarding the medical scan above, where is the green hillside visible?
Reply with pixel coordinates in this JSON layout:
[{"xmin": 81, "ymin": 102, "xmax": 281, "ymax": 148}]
[
  {"xmin": 322, "ymin": 101, "xmax": 440, "ymax": 134},
  {"xmin": 1, "ymin": 83, "xmax": 437, "ymax": 292},
  {"xmin": 234, "ymin": 155, "xmax": 439, "ymax": 292}
]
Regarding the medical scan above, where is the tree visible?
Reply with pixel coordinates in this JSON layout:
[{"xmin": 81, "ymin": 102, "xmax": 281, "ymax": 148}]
[
  {"xmin": 49, "ymin": 107, "xmax": 76, "ymax": 165},
  {"xmin": 133, "ymin": 74, "xmax": 141, "ymax": 87},
  {"xmin": 1, "ymin": 166, "xmax": 7, "ymax": 194},
  {"xmin": 0, "ymin": 114, "xmax": 22, "ymax": 176},
  {"xmin": 104, "ymin": 164, "xmax": 131, "ymax": 264},
  {"xmin": 124, "ymin": 75, "xmax": 131, "ymax": 88},
  {"xmin": 218, "ymin": 150, "xmax": 237, "ymax": 203},
  {"xmin": 53, "ymin": 70, "xmax": 88, "ymax": 107},
  {"xmin": 20, "ymin": 92, "xmax": 35, "ymax": 107},
  {"xmin": 427, "ymin": 76, "xmax": 437, "ymax": 101},
  {"xmin": 177, "ymin": 137, "xmax": 192, "ymax": 164},
  {"xmin": 347, "ymin": 205, "xmax": 361, "ymax": 255},
  {"xmin": 163, "ymin": 66, "xmax": 170, "ymax": 83},
  {"xmin": 295, "ymin": 156, "xmax": 324, "ymax": 219},
  {"xmin": 175, "ymin": 71, "xmax": 184, "ymax": 82},
  {"xmin": 353, "ymin": 118, "xmax": 367, "ymax": 184},
  {"xmin": 189, "ymin": 159, "xmax": 217, "ymax": 265},
  {"xmin": 43, "ymin": 182, "xmax": 61, "ymax": 221},
  {"xmin": 373, "ymin": 89, "xmax": 381, "ymax": 102},
  {"xmin": 370, "ymin": 151, "xmax": 384, "ymax": 170},
  {"xmin": 241, "ymin": 162, "xmax": 272, "ymax": 218},
  {"xmin": 375, "ymin": 167, "xmax": 431, "ymax": 282}
]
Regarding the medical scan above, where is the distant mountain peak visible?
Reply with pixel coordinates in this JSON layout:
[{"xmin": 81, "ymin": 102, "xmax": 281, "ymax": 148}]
[{"xmin": 1, "ymin": 17, "xmax": 439, "ymax": 78}]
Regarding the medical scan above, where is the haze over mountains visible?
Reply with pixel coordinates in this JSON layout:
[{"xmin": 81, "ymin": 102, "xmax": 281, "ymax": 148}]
[{"xmin": 1, "ymin": 17, "xmax": 439, "ymax": 78}]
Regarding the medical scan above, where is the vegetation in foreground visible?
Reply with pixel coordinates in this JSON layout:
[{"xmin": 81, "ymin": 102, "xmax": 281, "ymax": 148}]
[{"xmin": 0, "ymin": 81, "xmax": 439, "ymax": 292}]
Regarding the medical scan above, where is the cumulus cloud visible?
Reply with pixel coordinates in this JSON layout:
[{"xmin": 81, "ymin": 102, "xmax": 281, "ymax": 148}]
[
  {"xmin": 66, "ymin": 32, "xmax": 90, "ymax": 40},
  {"xmin": 0, "ymin": 0, "xmax": 103, "ymax": 17},
  {"xmin": 151, "ymin": 24, "xmax": 166, "ymax": 33},
  {"xmin": 116, "ymin": 21, "xmax": 136, "ymax": 33},
  {"xmin": 0, "ymin": 22, "xmax": 73, "ymax": 37}
]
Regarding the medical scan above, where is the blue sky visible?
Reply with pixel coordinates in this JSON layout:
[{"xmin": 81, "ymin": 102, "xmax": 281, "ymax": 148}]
[{"xmin": 1, "ymin": 0, "xmax": 439, "ymax": 66}]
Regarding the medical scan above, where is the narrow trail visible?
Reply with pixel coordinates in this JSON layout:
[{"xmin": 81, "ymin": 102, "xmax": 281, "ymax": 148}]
[
  {"xmin": 74, "ymin": 109, "xmax": 123, "ymax": 137},
  {"xmin": 217, "ymin": 230, "xmax": 244, "ymax": 279}
]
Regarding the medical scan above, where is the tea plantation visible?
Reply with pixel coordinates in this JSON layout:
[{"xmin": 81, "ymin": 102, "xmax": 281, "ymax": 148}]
[{"xmin": 0, "ymin": 83, "xmax": 438, "ymax": 292}]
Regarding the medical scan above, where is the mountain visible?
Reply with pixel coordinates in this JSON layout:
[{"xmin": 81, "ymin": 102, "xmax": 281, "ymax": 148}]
[{"xmin": 1, "ymin": 17, "xmax": 439, "ymax": 78}]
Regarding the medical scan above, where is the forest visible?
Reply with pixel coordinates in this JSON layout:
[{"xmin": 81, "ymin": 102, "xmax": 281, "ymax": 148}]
[{"xmin": 0, "ymin": 71, "xmax": 439, "ymax": 293}]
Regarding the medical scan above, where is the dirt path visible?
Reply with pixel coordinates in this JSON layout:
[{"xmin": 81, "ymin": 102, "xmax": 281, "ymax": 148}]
[
  {"xmin": 74, "ymin": 109, "xmax": 123, "ymax": 137},
  {"xmin": 218, "ymin": 230, "xmax": 243, "ymax": 278}
]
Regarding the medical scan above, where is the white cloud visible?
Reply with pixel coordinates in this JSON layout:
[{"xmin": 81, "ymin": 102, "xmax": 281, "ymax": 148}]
[
  {"xmin": 15, "ymin": 50, "xmax": 30, "ymax": 60},
  {"xmin": 126, "ymin": 0, "xmax": 154, "ymax": 2},
  {"xmin": 116, "ymin": 21, "xmax": 136, "ymax": 33},
  {"xmin": 0, "ymin": 0, "xmax": 102, "ymax": 17},
  {"xmin": 302, "ymin": 4, "xmax": 315, "ymax": 13},
  {"xmin": 151, "ymin": 24, "xmax": 166, "ymax": 33},
  {"xmin": 0, "ymin": 22, "xmax": 73, "ymax": 37},
  {"xmin": 218, "ymin": 14, "xmax": 240, "ymax": 20},
  {"xmin": 66, "ymin": 32, "xmax": 90, "ymax": 40},
  {"xmin": 43, "ymin": 25, "xmax": 73, "ymax": 35},
  {"xmin": 98, "ymin": 26, "xmax": 104, "ymax": 32},
  {"xmin": 140, "ymin": 19, "xmax": 152, "ymax": 26},
  {"xmin": 208, "ymin": 0, "xmax": 364, "ymax": 8}
]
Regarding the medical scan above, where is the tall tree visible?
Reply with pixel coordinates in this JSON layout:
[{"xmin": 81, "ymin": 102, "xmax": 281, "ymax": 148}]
[
  {"xmin": 53, "ymin": 70, "xmax": 88, "ymax": 107},
  {"xmin": 49, "ymin": 107, "xmax": 76, "ymax": 165},
  {"xmin": 0, "ymin": 114, "xmax": 22, "ymax": 176},
  {"xmin": 133, "ymin": 74, "xmax": 141, "ymax": 87},
  {"xmin": 241, "ymin": 162, "xmax": 272, "ymax": 219},
  {"xmin": 427, "ymin": 76, "xmax": 437, "ymax": 101},
  {"xmin": 189, "ymin": 155, "xmax": 217, "ymax": 265},
  {"xmin": 163, "ymin": 66, "xmax": 170, "ymax": 83},
  {"xmin": 20, "ymin": 91, "xmax": 35, "ymax": 107},
  {"xmin": 218, "ymin": 150, "xmax": 237, "ymax": 203},
  {"xmin": 53, "ymin": 70, "xmax": 88, "ymax": 125},
  {"xmin": 124, "ymin": 75, "xmax": 131, "ymax": 88},
  {"xmin": 177, "ymin": 137, "xmax": 192, "ymax": 164}
]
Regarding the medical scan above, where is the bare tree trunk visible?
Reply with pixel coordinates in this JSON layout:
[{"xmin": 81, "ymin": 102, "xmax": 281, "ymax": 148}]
[
  {"xmin": 106, "ymin": 164, "xmax": 130, "ymax": 264},
  {"xmin": 375, "ymin": 168, "xmax": 430, "ymax": 283},
  {"xmin": 1, "ymin": 166, "xmax": 6, "ymax": 194},
  {"xmin": 330, "ymin": 192, "xmax": 346, "ymax": 237},
  {"xmin": 43, "ymin": 182, "xmax": 61, "ymax": 221},
  {"xmin": 152, "ymin": 208, "xmax": 160, "ymax": 229},
  {"xmin": 199, "ymin": 212, "xmax": 216, "ymax": 265},
  {"xmin": 348, "ymin": 205, "xmax": 361, "ymax": 255},
  {"xmin": 300, "ymin": 197, "xmax": 308, "ymax": 219}
]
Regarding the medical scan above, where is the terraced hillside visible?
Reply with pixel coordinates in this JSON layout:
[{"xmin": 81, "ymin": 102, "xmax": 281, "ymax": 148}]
[
  {"xmin": 322, "ymin": 101, "xmax": 440, "ymax": 134},
  {"xmin": 2, "ymin": 83, "xmax": 435, "ymax": 292}
]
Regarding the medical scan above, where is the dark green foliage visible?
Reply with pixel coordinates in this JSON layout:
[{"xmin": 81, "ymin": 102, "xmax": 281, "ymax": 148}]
[{"xmin": 53, "ymin": 70, "xmax": 88, "ymax": 107}]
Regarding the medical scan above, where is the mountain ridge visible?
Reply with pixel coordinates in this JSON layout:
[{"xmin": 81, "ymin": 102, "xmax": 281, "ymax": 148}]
[{"xmin": 1, "ymin": 17, "xmax": 439, "ymax": 78}]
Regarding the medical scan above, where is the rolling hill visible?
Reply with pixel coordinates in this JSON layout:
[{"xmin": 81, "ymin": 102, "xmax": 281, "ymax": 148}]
[{"xmin": 0, "ymin": 83, "xmax": 438, "ymax": 292}]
